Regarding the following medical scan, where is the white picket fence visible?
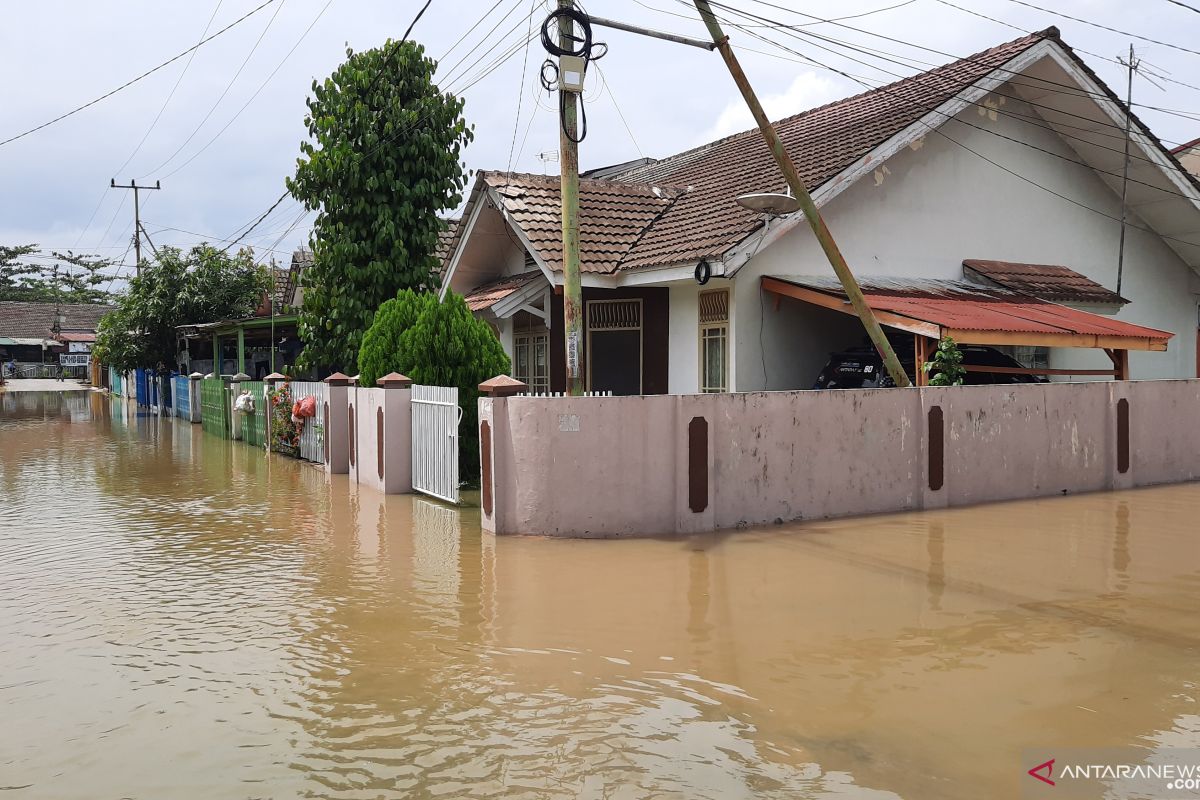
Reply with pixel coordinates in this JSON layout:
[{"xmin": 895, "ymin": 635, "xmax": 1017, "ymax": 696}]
[
  {"xmin": 411, "ymin": 384, "xmax": 461, "ymax": 504},
  {"xmin": 291, "ymin": 381, "xmax": 327, "ymax": 464}
]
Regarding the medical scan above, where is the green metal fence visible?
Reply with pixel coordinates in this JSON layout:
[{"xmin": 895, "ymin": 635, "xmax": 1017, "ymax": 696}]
[
  {"xmin": 201, "ymin": 378, "xmax": 230, "ymax": 438},
  {"xmin": 239, "ymin": 382, "xmax": 266, "ymax": 447}
]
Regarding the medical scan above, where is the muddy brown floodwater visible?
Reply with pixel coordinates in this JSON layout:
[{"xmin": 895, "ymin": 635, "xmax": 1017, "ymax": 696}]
[{"xmin": 2, "ymin": 391, "xmax": 1200, "ymax": 798}]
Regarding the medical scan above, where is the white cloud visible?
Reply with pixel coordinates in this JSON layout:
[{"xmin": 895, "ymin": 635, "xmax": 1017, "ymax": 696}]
[{"xmin": 698, "ymin": 72, "xmax": 846, "ymax": 144}]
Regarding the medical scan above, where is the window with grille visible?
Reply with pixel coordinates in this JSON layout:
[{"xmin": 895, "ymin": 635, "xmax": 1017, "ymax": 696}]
[
  {"xmin": 587, "ymin": 299, "xmax": 642, "ymax": 330},
  {"xmin": 699, "ymin": 289, "xmax": 729, "ymax": 393},
  {"xmin": 514, "ymin": 330, "xmax": 549, "ymax": 393}
]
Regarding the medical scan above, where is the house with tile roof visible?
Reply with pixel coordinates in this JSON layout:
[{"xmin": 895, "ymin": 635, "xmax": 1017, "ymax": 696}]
[
  {"xmin": 1172, "ymin": 136, "xmax": 1200, "ymax": 180},
  {"xmin": 442, "ymin": 28, "xmax": 1200, "ymax": 394},
  {"xmin": 0, "ymin": 300, "xmax": 114, "ymax": 374}
]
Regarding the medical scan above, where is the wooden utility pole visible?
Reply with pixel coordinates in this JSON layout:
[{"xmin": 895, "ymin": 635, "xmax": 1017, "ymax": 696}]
[
  {"xmin": 691, "ymin": 1, "xmax": 910, "ymax": 388},
  {"xmin": 1115, "ymin": 44, "xmax": 1138, "ymax": 297},
  {"xmin": 111, "ymin": 178, "xmax": 162, "ymax": 277},
  {"xmin": 557, "ymin": 0, "xmax": 585, "ymax": 395}
]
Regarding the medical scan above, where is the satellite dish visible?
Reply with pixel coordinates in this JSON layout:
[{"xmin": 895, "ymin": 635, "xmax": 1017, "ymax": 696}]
[{"xmin": 735, "ymin": 192, "xmax": 802, "ymax": 215}]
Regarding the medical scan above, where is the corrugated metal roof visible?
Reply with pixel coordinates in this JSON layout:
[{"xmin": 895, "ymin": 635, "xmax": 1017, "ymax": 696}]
[
  {"xmin": 768, "ymin": 275, "xmax": 1172, "ymax": 342},
  {"xmin": 963, "ymin": 259, "xmax": 1127, "ymax": 304}
]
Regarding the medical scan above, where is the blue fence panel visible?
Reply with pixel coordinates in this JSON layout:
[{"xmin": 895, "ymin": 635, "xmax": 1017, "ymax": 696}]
[
  {"xmin": 135, "ymin": 369, "xmax": 149, "ymax": 407},
  {"xmin": 174, "ymin": 376, "xmax": 191, "ymax": 419}
]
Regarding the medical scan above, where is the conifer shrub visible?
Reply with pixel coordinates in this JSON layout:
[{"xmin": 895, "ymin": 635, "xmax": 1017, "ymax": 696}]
[{"xmin": 358, "ymin": 290, "xmax": 510, "ymax": 480}]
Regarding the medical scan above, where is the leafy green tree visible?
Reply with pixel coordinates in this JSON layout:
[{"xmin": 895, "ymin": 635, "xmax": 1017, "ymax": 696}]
[
  {"xmin": 358, "ymin": 290, "xmax": 509, "ymax": 478},
  {"xmin": 0, "ymin": 244, "xmax": 42, "ymax": 300},
  {"xmin": 1, "ymin": 245, "xmax": 116, "ymax": 303},
  {"xmin": 287, "ymin": 39, "xmax": 474, "ymax": 372},
  {"xmin": 923, "ymin": 336, "xmax": 966, "ymax": 386},
  {"xmin": 93, "ymin": 245, "xmax": 269, "ymax": 372}
]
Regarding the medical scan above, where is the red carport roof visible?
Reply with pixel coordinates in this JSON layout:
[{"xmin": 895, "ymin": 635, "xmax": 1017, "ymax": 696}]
[{"xmin": 762, "ymin": 276, "xmax": 1172, "ymax": 351}]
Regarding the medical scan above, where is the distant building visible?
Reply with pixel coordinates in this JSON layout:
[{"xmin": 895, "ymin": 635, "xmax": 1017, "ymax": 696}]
[
  {"xmin": 0, "ymin": 300, "xmax": 113, "ymax": 367},
  {"xmin": 1172, "ymin": 136, "xmax": 1200, "ymax": 179}
]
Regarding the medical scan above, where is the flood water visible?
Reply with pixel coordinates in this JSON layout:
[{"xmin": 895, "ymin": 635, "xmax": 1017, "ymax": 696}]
[{"xmin": 2, "ymin": 391, "xmax": 1200, "ymax": 798}]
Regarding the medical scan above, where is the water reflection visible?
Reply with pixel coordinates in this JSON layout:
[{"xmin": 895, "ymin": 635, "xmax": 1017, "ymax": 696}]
[{"xmin": 2, "ymin": 392, "xmax": 1199, "ymax": 798}]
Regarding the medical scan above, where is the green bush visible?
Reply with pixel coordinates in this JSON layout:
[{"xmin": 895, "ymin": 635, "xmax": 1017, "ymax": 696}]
[
  {"xmin": 358, "ymin": 289, "xmax": 510, "ymax": 480},
  {"xmin": 923, "ymin": 336, "xmax": 966, "ymax": 386}
]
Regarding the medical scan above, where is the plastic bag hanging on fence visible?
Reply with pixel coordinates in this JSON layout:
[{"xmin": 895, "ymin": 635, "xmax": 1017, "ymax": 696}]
[
  {"xmin": 292, "ymin": 395, "xmax": 316, "ymax": 420},
  {"xmin": 234, "ymin": 391, "xmax": 256, "ymax": 414}
]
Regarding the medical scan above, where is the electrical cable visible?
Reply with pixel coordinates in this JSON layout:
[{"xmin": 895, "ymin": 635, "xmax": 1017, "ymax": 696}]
[
  {"xmin": 116, "ymin": 0, "xmax": 227, "ymax": 177},
  {"xmin": 504, "ymin": 0, "xmax": 541, "ymax": 187},
  {"xmin": 701, "ymin": 0, "xmax": 1200, "ymax": 112},
  {"xmin": 537, "ymin": 3, "xmax": 605, "ymax": 143},
  {"xmin": 160, "ymin": 0, "xmax": 333, "ymax": 180},
  {"xmin": 141, "ymin": 0, "xmax": 290, "ymax": 178},
  {"xmin": 716, "ymin": 15, "xmax": 1200, "ymax": 248},
  {"xmin": 0, "ymin": 0, "xmax": 281, "ymax": 149},
  {"xmin": 700, "ymin": 0, "xmax": 1200, "ymax": 189},
  {"xmin": 712, "ymin": 3, "xmax": 1188, "ymax": 166},
  {"xmin": 999, "ymin": 0, "xmax": 1200, "ymax": 57}
]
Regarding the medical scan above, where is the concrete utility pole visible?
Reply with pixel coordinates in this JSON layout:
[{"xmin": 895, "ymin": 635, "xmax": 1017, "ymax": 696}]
[
  {"xmin": 691, "ymin": 1, "xmax": 911, "ymax": 388},
  {"xmin": 111, "ymin": 178, "xmax": 162, "ymax": 277},
  {"xmin": 557, "ymin": 0, "xmax": 585, "ymax": 396}
]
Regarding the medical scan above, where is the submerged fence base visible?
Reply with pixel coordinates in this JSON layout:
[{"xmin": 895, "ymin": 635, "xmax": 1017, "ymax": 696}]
[{"xmin": 478, "ymin": 379, "xmax": 1200, "ymax": 538}]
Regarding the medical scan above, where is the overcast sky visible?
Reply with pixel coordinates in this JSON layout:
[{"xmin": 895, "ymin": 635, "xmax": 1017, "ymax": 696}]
[{"xmin": 2, "ymin": 0, "xmax": 1197, "ymax": 286}]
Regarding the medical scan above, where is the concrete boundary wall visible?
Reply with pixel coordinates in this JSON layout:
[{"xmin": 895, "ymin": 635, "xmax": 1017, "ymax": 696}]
[{"xmin": 479, "ymin": 380, "xmax": 1200, "ymax": 537}]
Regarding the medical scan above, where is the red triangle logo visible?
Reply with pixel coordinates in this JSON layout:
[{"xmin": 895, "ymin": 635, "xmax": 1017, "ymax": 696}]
[{"xmin": 1028, "ymin": 758, "xmax": 1056, "ymax": 786}]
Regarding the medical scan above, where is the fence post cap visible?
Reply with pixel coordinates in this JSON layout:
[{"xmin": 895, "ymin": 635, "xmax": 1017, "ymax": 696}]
[
  {"xmin": 189, "ymin": 372, "xmax": 204, "ymax": 380},
  {"xmin": 378, "ymin": 372, "xmax": 413, "ymax": 388},
  {"xmin": 479, "ymin": 374, "xmax": 527, "ymax": 397},
  {"xmin": 324, "ymin": 371, "xmax": 352, "ymax": 386},
  {"xmin": 231, "ymin": 372, "xmax": 250, "ymax": 382},
  {"xmin": 264, "ymin": 372, "xmax": 288, "ymax": 384}
]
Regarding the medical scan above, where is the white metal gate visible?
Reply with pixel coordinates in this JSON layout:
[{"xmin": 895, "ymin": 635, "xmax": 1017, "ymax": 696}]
[
  {"xmin": 411, "ymin": 384, "xmax": 461, "ymax": 503},
  {"xmin": 290, "ymin": 381, "xmax": 327, "ymax": 463}
]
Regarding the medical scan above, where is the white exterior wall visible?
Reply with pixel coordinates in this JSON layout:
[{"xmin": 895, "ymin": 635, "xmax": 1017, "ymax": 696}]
[{"xmin": 732, "ymin": 87, "xmax": 1200, "ymax": 390}]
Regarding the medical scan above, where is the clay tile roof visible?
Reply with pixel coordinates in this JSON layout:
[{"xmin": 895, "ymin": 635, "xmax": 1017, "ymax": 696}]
[
  {"xmin": 482, "ymin": 172, "xmax": 685, "ymax": 273},
  {"xmin": 455, "ymin": 30, "xmax": 1055, "ymax": 275},
  {"xmin": 963, "ymin": 259, "xmax": 1128, "ymax": 304},
  {"xmin": 0, "ymin": 301, "xmax": 114, "ymax": 339},
  {"xmin": 463, "ymin": 270, "xmax": 544, "ymax": 312},
  {"xmin": 434, "ymin": 218, "xmax": 460, "ymax": 275},
  {"xmin": 603, "ymin": 30, "xmax": 1056, "ymax": 270}
]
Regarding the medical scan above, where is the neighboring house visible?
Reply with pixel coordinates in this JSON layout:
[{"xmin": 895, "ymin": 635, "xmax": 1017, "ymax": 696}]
[
  {"xmin": 1172, "ymin": 136, "xmax": 1200, "ymax": 179},
  {"xmin": 0, "ymin": 300, "xmax": 113, "ymax": 366},
  {"xmin": 442, "ymin": 28, "xmax": 1200, "ymax": 394},
  {"xmin": 176, "ymin": 248, "xmax": 310, "ymax": 378}
]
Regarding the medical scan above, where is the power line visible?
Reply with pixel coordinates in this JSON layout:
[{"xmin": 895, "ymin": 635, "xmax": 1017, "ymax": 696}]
[
  {"xmin": 115, "ymin": 0, "xmax": 227, "ymax": 177},
  {"xmin": 141, "ymin": 0, "xmax": 289, "ymax": 178},
  {"xmin": 700, "ymin": 0, "xmax": 1200, "ymax": 182},
  {"xmin": 1162, "ymin": 0, "xmax": 1200, "ymax": 13},
  {"xmin": 0, "ymin": 0, "xmax": 280, "ymax": 149},
  {"xmin": 998, "ymin": 0, "xmax": 1200, "ymax": 57},
  {"xmin": 932, "ymin": 0, "xmax": 1200, "ymax": 96},
  {"xmin": 225, "ymin": 0, "xmax": 539, "ymax": 250},
  {"xmin": 160, "ymin": 0, "xmax": 332, "ymax": 180},
  {"xmin": 715, "ymin": 15, "xmax": 1200, "ymax": 248},
  {"xmin": 706, "ymin": 0, "xmax": 1200, "ymax": 111},
  {"xmin": 504, "ymin": 0, "xmax": 541, "ymax": 182}
]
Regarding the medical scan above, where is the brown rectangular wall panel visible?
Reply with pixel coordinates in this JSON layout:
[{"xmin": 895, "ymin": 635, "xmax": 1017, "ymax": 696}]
[
  {"xmin": 480, "ymin": 420, "xmax": 493, "ymax": 516},
  {"xmin": 349, "ymin": 404, "xmax": 356, "ymax": 468},
  {"xmin": 1117, "ymin": 398, "xmax": 1130, "ymax": 474},
  {"xmin": 377, "ymin": 407, "xmax": 384, "ymax": 480},
  {"xmin": 928, "ymin": 405, "xmax": 944, "ymax": 491},
  {"xmin": 688, "ymin": 416, "xmax": 708, "ymax": 513}
]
